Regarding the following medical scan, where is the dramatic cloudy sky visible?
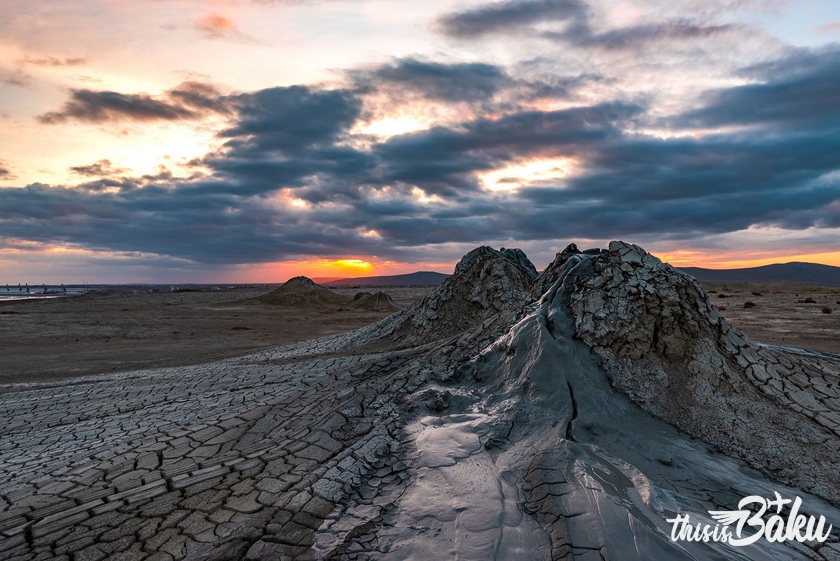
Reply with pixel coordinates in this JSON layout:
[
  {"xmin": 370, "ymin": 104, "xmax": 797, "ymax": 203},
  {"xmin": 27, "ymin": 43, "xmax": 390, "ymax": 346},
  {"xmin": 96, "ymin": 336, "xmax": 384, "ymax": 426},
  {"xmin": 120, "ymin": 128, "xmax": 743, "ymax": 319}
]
[{"xmin": 1, "ymin": 0, "xmax": 839, "ymax": 282}]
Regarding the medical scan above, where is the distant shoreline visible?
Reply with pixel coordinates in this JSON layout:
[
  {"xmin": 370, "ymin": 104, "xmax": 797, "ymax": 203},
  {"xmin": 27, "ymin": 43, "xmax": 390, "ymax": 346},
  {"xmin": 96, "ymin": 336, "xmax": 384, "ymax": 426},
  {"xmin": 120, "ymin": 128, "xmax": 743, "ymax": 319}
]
[{"xmin": 0, "ymin": 294, "xmax": 68, "ymax": 302}]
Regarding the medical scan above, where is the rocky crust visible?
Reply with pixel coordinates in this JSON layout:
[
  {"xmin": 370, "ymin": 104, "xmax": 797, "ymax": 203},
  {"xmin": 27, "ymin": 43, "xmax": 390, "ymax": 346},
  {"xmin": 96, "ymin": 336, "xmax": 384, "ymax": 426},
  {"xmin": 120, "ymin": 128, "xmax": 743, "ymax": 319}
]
[
  {"xmin": 561, "ymin": 241, "xmax": 840, "ymax": 502},
  {"xmin": 358, "ymin": 246, "xmax": 537, "ymax": 348}
]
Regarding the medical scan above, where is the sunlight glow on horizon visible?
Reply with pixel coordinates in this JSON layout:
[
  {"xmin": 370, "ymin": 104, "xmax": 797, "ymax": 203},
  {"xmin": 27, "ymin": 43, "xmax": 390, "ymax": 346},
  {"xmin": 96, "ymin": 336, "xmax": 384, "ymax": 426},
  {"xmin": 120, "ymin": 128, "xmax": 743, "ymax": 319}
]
[
  {"xmin": 332, "ymin": 259, "xmax": 373, "ymax": 272},
  {"xmin": 6, "ymin": 241, "xmax": 840, "ymax": 284},
  {"xmin": 659, "ymin": 250, "xmax": 840, "ymax": 270}
]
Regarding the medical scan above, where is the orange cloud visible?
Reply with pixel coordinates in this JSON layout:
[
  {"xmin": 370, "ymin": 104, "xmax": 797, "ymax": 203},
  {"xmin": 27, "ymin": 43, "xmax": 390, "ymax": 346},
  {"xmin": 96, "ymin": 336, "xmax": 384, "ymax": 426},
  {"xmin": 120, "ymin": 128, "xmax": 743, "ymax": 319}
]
[
  {"xmin": 195, "ymin": 13, "xmax": 237, "ymax": 38},
  {"xmin": 0, "ymin": 159, "xmax": 16, "ymax": 181}
]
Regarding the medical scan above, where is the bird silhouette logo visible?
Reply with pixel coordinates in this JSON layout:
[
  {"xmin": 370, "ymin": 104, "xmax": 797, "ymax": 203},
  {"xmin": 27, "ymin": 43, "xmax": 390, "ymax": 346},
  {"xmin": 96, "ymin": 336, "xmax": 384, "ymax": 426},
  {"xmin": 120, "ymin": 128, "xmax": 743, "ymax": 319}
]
[{"xmin": 668, "ymin": 492, "xmax": 832, "ymax": 547}]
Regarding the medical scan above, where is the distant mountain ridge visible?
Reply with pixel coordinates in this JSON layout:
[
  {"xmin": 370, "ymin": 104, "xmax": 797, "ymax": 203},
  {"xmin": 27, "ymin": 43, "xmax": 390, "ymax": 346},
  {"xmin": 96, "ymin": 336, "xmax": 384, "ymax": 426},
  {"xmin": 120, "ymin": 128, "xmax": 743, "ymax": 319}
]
[
  {"xmin": 679, "ymin": 262, "xmax": 840, "ymax": 285},
  {"xmin": 325, "ymin": 271, "xmax": 449, "ymax": 287}
]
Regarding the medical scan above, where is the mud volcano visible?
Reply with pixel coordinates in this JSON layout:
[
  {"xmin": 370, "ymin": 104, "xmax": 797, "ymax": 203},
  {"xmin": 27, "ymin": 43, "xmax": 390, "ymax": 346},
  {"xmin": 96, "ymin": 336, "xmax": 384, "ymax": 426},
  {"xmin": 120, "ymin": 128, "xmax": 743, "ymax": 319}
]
[
  {"xmin": 1, "ymin": 242, "xmax": 839, "ymax": 561},
  {"xmin": 349, "ymin": 292, "xmax": 402, "ymax": 313},
  {"xmin": 257, "ymin": 276, "xmax": 346, "ymax": 308}
]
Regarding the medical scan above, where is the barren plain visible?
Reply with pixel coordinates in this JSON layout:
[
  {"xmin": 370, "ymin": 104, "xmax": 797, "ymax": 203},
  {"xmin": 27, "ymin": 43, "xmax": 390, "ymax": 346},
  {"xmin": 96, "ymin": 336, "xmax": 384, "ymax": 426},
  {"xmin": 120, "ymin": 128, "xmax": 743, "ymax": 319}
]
[
  {"xmin": 0, "ymin": 287, "xmax": 427, "ymax": 386},
  {"xmin": 0, "ymin": 280, "xmax": 838, "ymax": 386},
  {"xmin": 702, "ymin": 282, "xmax": 840, "ymax": 354}
]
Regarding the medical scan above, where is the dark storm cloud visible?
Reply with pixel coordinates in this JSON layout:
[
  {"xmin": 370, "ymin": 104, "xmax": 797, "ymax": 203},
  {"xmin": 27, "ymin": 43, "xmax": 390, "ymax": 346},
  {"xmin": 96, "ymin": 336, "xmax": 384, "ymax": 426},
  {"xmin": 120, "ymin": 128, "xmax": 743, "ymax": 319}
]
[
  {"xmin": 201, "ymin": 86, "xmax": 373, "ymax": 196},
  {"xmin": 437, "ymin": 0, "xmax": 589, "ymax": 38},
  {"xmin": 370, "ymin": 102, "xmax": 642, "ymax": 195},
  {"xmin": 69, "ymin": 159, "xmax": 127, "ymax": 177},
  {"xmin": 0, "ymin": 160, "xmax": 15, "ymax": 180},
  {"xmin": 38, "ymin": 90, "xmax": 196, "ymax": 124},
  {"xmin": 38, "ymin": 82, "xmax": 230, "ymax": 124},
  {"xmin": 3, "ymin": 45, "xmax": 840, "ymax": 264},
  {"xmin": 514, "ymin": 72, "xmax": 607, "ymax": 101},
  {"xmin": 438, "ymin": 0, "xmax": 743, "ymax": 50},
  {"xmin": 511, "ymin": 132, "xmax": 840, "ymax": 239},
  {"xmin": 168, "ymin": 82, "xmax": 232, "ymax": 114},
  {"xmin": 740, "ymin": 45, "xmax": 840, "ymax": 80},
  {"xmin": 221, "ymin": 86, "xmax": 361, "ymax": 152},
  {"xmin": 0, "ymin": 179, "xmax": 402, "ymax": 263},
  {"xmin": 351, "ymin": 59, "xmax": 510, "ymax": 102},
  {"xmin": 351, "ymin": 58, "xmax": 594, "ymax": 110},
  {"xmin": 562, "ymin": 21, "xmax": 740, "ymax": 50},
  {"xmin": 679, "ymin": 46, "xmax": 840, "ymax": 128}
]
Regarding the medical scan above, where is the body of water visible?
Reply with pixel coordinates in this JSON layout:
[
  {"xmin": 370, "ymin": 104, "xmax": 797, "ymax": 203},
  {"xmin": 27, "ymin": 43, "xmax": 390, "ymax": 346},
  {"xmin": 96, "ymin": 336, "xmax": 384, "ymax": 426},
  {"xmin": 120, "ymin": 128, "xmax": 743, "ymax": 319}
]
[{"xmin": 0, "ymin": 284, "xmax": 89, "ymax": 301}]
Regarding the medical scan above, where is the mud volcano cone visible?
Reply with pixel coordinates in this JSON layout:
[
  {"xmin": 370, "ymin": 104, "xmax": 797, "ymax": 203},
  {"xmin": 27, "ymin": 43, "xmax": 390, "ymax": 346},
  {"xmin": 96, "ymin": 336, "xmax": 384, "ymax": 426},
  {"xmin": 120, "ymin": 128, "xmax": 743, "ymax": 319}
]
[
  {"xmin": 349, "ymin": 292, "xmax": 402, "ymax": 312},
  {"xmin": 257, "ymin": 276, "xmax": 347, "ymax": 308}
]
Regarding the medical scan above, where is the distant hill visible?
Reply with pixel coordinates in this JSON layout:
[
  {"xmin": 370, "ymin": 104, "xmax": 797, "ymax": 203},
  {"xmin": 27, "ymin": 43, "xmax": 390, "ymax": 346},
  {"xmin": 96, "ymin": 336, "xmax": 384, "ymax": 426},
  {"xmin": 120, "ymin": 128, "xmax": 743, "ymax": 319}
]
[
  {"xmin": 678, "ymin": 262, "xmax": 840, "ymax": 286},
  {"xmin": 326, "ymin": 271, "xmax": 449, "ymax": 287},
  {"xmin": 310, "ymin": 277, "xmax": 343, "ymax": 285},
  {"xmin": 348, "ymin": 291, "xmax": 403, "ymax": 312},
  {"xmin": 257, "ymin": 276, "xmax": 346, "ymax": 307}
]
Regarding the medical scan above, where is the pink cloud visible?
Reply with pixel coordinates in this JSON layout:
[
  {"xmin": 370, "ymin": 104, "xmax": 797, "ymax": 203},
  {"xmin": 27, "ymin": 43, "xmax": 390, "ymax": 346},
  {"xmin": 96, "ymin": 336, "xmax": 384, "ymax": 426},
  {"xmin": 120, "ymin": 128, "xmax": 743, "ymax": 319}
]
[
  {"xmin": 20, "ymin": 56, "xmax": 87, "ymax": 67},
  {"xmin": 816, "ymin": 21, "xmax": 840, "ymax": 34}
]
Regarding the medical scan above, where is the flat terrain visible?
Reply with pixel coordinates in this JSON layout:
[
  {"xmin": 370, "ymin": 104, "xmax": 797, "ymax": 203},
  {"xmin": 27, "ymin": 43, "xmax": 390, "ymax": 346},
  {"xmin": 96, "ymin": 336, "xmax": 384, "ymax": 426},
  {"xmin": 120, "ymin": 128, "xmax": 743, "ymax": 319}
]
[
  {"xmin": 0, "ymin": 281, "xmax": 838, "ymax": 387},
  {"xmin": 0, "ymin": 286, "xmax": 430, "ymax": 385},
  {"xmin": 703, "ymin": 281, "xmax": 840, "ymax": 354}
]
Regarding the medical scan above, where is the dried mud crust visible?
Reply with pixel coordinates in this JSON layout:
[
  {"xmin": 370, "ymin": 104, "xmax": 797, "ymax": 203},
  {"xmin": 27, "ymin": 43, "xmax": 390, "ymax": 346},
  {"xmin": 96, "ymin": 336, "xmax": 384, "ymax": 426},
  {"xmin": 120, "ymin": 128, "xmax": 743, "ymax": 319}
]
[
  {"xmin": 2, "ymin": 243, "xmax": 840, "ymax": 561},
  {"xmin": 564, "ymin": 241, "xmax": 840, "ymax": 503},
  {"xmin": 0, "ymin": 344, "xmax": 436, "ymax": 561}
]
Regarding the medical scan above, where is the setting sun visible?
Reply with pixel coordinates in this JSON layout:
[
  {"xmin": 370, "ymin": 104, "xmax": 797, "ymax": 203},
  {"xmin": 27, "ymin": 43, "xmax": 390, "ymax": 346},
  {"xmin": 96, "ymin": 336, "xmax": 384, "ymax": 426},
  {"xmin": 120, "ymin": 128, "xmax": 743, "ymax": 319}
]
[{"xmin": 332, "ymin": 259, "xmax": 373, "ymax": 273}]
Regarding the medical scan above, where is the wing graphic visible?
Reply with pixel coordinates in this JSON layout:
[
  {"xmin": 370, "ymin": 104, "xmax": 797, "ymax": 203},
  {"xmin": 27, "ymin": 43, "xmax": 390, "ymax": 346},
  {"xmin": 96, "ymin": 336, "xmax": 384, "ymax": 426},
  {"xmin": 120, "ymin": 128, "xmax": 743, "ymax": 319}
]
[{"xmin": 708, "ymin": 510, "xmax": 749, "ymax": 527}]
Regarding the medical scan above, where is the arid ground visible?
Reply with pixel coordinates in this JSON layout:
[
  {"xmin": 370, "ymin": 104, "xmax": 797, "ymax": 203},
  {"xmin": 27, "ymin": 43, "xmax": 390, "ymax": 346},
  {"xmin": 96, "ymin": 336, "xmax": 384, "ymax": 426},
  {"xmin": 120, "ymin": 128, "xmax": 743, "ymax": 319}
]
[
  {"xmin": 0, "ymin": 281, "xmax": 838, "ymax": 386},
  {"xmin": 0, "ymin": 286, "xmax": 429, "ymax": 385},
  {"xmin": 703, "ymin": 282, "xmax": 840, "ymax": 355}
]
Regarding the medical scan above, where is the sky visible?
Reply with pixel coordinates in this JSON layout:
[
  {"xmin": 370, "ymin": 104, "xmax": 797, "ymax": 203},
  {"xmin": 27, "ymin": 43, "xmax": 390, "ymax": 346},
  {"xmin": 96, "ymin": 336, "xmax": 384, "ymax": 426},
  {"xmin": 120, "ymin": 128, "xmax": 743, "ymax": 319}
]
[{"xmin": 1, "ymin": 0, "xmax": 840, "ymax": 283}]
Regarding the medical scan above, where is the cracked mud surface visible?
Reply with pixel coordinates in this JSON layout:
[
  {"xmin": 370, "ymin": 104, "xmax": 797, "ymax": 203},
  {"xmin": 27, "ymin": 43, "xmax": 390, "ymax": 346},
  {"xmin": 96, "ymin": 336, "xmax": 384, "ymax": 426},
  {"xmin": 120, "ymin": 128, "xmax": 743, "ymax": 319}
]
[{"xmin": 2, "ymin": 244, "xmax": 840, "ymax": 560}]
